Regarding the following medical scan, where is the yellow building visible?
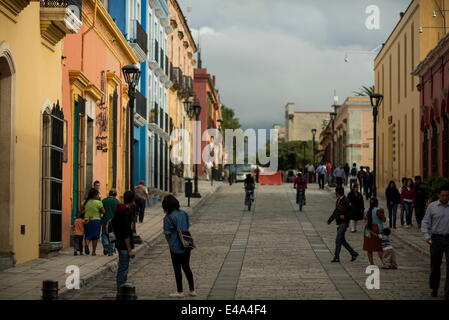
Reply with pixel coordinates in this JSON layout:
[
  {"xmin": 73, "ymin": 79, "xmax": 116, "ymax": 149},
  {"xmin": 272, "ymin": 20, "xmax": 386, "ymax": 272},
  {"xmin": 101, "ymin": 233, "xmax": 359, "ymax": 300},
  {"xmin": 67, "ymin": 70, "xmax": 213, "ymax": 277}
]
[
  {"xmin": 0, "ymin": 0, "xmax": 81, "ymax": 268},
  {"xmin": 374, "ymin": 0, "xmax": 449, "ymax": 189},
  {"xmin": 333, "ymin": 97, "xmax": 373, "ymax": 168},
  {"xmin": 167, "ymin": 0, "xmax": 197, "ymax": 193}
]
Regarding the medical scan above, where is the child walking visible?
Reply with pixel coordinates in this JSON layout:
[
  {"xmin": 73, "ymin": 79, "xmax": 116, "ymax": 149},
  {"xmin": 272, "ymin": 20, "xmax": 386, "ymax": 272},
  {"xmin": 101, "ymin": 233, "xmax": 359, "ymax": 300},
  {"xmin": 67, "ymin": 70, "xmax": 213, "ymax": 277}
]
[
  {"xmin": 74, "ymin": 212, "xmax": 86, "ymax": 255},
  {"xmin": 379, "ymin": 228, "xmax": 398, "ymax": 269}
]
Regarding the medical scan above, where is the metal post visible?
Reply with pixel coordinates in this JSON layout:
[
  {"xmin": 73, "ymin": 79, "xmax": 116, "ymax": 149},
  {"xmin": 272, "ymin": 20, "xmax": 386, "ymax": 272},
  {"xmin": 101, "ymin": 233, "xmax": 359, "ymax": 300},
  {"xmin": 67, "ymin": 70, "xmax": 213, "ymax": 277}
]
[
  {"xmin": 373, "ymin": 106, "xmax": 378, "ymax": 198},
  {"xmin": 191, "ymin": 113, "xmax": 201, "ymax": 198},
  {"xmin": 312, "ymin": 134, "xmax": 316, "ymax": 166},
  {"xmin": 118, "ymin": 283, "xmax": 137, "ymax": 300},
  {"xmin": 42, "ymin": 280, "xmax": 58, "ymax": 300},
  {"xmin": 129, "ymin": 86, "xmax": 135, "ymax": 191}
]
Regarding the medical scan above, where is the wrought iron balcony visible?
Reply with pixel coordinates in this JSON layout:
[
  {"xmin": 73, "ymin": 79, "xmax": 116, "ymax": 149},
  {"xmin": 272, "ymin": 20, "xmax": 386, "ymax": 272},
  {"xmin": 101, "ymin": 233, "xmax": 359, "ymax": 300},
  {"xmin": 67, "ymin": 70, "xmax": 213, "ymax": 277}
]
[
  {"xmin": 129, "ymin": 19, "xmax": 148, "ymax": 62},
  {"xmin": 134, "ymin": 90, "xmax": 147, "ymax": 127},
  {"xmin": 181, "ymin": 75, "xmax": 194, "ymax": 96},
  {"xmin": 171, "ymin": 67, "xmax": 183, "ymax": 90}
]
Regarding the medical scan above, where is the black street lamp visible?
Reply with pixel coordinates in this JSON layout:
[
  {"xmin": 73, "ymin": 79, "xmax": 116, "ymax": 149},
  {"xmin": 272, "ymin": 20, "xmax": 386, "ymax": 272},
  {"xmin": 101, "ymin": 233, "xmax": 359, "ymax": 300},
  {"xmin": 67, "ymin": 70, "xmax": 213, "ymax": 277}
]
[
  {"xmin": 191, "ymin": 100, "xmax": 202, "ymax": 198},
  {"xmin": 311, "ymin": 128, "xmax": 317, "ymax": 166},
  {"xmin": 329, "ymin": 112, "xmax": 337, "ymax": 166},
  {"xmin": 122, "ymin": 63, "xmax": 141, "ymax": 191},
  {"xmin": 369, "ymin": 93, "xmax": 383, "ymax": 198}
]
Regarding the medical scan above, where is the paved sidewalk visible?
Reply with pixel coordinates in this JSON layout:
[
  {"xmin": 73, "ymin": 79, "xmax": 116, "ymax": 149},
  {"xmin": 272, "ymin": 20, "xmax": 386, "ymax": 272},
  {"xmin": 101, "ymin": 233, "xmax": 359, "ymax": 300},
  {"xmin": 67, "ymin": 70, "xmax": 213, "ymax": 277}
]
[
  {"xmin": 324, "ymin": 184, "xmax": 430, "ymax": 257},
  {"xmin": 0, "ymin": 181, "xmax": 222, "ymax": 300}
]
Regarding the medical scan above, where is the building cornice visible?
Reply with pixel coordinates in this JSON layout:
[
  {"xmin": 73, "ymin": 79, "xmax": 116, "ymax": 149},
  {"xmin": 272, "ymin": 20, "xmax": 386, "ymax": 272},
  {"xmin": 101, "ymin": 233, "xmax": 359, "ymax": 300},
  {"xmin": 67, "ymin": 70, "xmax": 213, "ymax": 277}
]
[
  {"xmin": 69, "ymin": 70, "xmax": 90, "ymax": 90},
  {"xmin": 107, "ymin": 71, "xmax": 121, "ymax": 88},
  {"xmin": 169, "ymin": 0, "xmax": 197, "ymax": 52},
  {"xmin": 412, "ymin": 30, "xmax": 449, "ymax": 76},
  {"xmin": 85, "ymin": 83, "xmax": 104, "ymax": 102},
  {"xmin": 83, "ymin": 0, "xmax": 139, "ymax": 64},
  {"xmin": 0, "ymin": 0, "xmax": 30, "ymax": 21}
]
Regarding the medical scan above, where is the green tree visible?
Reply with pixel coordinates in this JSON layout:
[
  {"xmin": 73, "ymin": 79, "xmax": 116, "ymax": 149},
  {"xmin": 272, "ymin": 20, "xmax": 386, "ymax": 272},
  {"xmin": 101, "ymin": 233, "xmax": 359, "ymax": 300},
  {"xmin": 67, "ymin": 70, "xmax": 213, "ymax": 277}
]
[
  {"xmin": 353, "ymin": 85, "xmax": 375, "ymax": 96},
  {"xmin": 221, "ymin": 105, "xmax": 242, "ymax": 165}
]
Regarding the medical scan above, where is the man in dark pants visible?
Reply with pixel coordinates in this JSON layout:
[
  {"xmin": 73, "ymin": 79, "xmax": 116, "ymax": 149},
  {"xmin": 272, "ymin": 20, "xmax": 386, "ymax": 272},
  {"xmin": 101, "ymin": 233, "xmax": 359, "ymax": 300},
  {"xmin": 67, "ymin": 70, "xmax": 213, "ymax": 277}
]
[
  {"xmin": 414, "ymin": 176, "xmax": 427, "ymax": 228},
  {"xmin": 421, "ymin": 185, "xmax": 449, "ymax": 300},
  {"xmin": 363, "ymin": 167, "xmax": 373, "ymax": 200},
  {"xmin": 327, "ymin": 187, "xmax": 359, "ymax": 263}
]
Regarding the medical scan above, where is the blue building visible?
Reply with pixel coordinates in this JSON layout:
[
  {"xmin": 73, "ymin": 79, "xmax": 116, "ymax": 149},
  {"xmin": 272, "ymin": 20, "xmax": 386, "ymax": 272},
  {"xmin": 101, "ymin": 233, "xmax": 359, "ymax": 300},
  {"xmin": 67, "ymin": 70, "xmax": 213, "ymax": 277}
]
[{"xmin": 107, "ymin": 0, "xmax": 173, "ymax": 191}]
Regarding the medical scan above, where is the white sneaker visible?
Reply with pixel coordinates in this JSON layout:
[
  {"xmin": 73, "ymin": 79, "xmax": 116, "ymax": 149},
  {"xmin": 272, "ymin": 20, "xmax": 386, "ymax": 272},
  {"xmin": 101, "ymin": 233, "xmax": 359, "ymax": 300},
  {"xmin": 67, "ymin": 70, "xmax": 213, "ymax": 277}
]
[
  {"xmin": 169, "ymin": 292, "xmax": 184, "ymax": 298},
  {"xmin": 406, "ymin": 225, "xmax": 410, "ymax": 229},
  {"xmin": 188, "ymin": 290, "xmax": 197, "ymax": 297}
]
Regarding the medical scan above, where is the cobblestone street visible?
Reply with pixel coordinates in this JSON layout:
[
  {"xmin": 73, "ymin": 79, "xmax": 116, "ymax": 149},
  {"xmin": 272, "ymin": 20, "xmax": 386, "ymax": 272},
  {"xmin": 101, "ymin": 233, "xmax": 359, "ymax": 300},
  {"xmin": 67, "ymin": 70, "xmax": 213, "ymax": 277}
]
[{"xmin": 62, "ymin": 183, "xmax": 443, "ymax": 300}]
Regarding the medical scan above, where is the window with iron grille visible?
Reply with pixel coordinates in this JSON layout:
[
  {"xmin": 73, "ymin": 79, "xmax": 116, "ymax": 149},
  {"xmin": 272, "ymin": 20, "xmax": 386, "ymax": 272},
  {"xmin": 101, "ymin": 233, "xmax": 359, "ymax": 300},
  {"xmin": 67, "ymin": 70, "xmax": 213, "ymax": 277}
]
[
  {"xmin": 432, "ymin": 122, "xmax": 438, "ymax": 174},
  {"xmin": 41, "ymin": 102, "xmax": 64, "ymax": 244}
]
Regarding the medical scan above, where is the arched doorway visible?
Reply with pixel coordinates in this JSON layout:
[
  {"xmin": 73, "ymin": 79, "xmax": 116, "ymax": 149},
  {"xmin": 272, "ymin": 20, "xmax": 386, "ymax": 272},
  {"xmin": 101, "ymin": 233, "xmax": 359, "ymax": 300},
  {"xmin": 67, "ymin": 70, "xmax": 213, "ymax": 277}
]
[{"xmin": 0, "ymin": 44, "xmax": 15, "ymax": 270}]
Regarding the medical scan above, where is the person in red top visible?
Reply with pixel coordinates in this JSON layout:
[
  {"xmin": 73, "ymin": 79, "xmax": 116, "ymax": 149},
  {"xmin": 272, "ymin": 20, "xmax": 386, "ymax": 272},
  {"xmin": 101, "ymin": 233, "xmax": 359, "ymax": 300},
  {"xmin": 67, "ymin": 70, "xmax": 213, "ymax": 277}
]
[
  {"xmin": 294, "ymin": 172, "xmax": 308, "ymax": 205},
  {"xmin": 326, "ymin": 162, "xmax": 332, "ymax": 186},
  {"xmin": 400, "ymin": 178, "xmax": 416, "ymax": 228}
]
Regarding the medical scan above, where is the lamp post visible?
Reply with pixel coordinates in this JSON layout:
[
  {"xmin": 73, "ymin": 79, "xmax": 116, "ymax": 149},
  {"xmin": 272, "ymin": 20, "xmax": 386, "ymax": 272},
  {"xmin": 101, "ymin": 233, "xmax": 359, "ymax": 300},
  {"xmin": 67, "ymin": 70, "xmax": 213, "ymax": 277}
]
[
  {"xmin": 191, "ymin": 100, "xmax": 202, "ymax": 198},
  {"xmin": 302, "ymin": 142, "xmax": 307, "ymax": 169},
  {"xmin": 122, "ymin": 64, "xmax": 141, "ymax": 191},
  {"xmin": 329, "ymin": 112, "xmax": 337, "ymax": 165},
  {"xmin": 369, "ymin": 93, "xmax": 383, "ymax": 198},
  {"xmin": 311, "ymin": 128, "xmax": 317, "ymax": 166}
]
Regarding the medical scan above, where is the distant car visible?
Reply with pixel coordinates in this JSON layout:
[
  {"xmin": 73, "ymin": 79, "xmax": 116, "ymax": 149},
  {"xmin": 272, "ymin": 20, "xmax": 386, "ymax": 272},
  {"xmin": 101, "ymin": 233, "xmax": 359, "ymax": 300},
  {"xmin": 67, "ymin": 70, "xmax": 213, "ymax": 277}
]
[{"xmin": 235, "ymin": 164, "xmax": 253, "ymax": 182}]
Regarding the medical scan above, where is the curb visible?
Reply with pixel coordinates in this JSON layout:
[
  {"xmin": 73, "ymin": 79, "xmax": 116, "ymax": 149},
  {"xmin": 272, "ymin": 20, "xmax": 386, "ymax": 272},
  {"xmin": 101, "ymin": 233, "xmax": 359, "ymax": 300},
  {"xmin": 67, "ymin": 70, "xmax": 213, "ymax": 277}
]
[{"xmin": 59, "ymin": 184, "xmax": 222, "ymax": 299}]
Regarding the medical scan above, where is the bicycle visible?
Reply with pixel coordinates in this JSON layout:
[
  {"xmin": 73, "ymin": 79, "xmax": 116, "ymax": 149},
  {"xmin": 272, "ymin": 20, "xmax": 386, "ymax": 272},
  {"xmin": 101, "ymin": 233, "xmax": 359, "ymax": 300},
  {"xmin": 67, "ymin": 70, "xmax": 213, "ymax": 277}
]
[
  {"xmin": 296, "ymin": 187, "xmax": 306, "ymax": 211},
  {"xmin": 244, "ymin": 188, "xmax": 254, "ymax": 211}
]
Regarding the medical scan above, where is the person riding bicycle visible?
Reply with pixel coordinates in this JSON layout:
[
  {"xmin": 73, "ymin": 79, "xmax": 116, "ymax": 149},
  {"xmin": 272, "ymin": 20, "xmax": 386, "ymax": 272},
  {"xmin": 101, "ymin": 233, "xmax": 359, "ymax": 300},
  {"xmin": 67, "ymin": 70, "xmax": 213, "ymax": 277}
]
[
  {"xmin": 244, "ymin": 174, "xmax": 255, "ymax": 202},
  {"xmin": 294, "ymin": 172, "xmax": 307, "ymax": 205}
]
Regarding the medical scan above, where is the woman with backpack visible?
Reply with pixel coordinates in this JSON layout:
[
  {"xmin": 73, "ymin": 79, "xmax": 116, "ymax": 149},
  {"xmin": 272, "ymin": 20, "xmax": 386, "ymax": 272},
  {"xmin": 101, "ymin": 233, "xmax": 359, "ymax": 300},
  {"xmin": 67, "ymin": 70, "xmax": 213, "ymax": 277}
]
[{"xmin": 163, "ymin": 195, "xmax": 196, "ymax": 298}]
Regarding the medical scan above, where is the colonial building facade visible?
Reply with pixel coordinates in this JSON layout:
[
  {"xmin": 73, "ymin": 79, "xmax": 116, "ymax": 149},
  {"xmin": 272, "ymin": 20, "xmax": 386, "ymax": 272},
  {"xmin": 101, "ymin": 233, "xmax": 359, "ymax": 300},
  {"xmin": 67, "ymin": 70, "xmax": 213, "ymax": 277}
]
[
  {"xmin": 0, "ymin": 0, "xmax": 81, "ymax": 268},
  {"xmin": 284, "ymin": 103, "xmax": 330, "ymax": 142}
]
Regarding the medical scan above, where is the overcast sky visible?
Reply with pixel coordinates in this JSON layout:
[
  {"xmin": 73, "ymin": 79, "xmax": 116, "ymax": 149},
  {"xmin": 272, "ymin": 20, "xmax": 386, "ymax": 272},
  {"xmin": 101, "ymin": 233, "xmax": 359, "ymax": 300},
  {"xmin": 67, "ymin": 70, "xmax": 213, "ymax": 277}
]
[{"xmin": 179, "ymin": 0, "xmax": 411, "ymax": 130}]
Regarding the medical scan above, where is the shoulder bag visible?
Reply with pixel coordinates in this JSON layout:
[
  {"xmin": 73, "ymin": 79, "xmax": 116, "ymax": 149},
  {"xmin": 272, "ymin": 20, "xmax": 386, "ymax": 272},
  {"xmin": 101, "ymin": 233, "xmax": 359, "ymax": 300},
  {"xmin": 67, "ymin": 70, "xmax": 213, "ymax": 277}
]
[{"xmin": 167, "ymin": 214, "xmax": 196, "ymax": 250}]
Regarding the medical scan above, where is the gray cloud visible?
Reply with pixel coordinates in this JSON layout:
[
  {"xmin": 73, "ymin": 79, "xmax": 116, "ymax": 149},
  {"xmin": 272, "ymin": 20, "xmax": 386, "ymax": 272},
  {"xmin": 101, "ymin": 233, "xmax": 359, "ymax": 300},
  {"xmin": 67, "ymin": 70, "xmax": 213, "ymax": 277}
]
[{"xmin": 180, "ymin": 0, "xmax": 411, "ymax": 129}]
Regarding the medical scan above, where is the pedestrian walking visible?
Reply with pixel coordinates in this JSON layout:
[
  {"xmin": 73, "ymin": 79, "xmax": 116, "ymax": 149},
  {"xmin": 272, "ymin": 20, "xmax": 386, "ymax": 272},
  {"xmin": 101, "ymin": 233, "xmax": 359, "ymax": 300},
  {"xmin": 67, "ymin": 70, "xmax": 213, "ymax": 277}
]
[
  {"xmin": 349, "ymin": 163, "xmax": 358, "ymax": 189},
  {"xmin": 333, "ymin": 165, "xmax": 345, "ymax": 188},
  {"xmin": 111, "ymin": 190, "xmax": 136, "ymax": 296},
  {"xmin": 327, "ymin": 187, "xmax": 359, "ymax": 263},
  {"xmin": 326, "ymin": 162, "xmax": 332, "ymax": 186},
  {"xmin": 163, "ymin": 195, "xmax": 196, "ymax": 298},
  {"xmin": 73, "ymin": 212, "xmax": 86, "ymax": 256},
  {"xmin": 316, "ymin": 163, "xmax": 327, "ymax": 189},
  {"xmin": 102, "ymin": 189, "xmax": 120, "ymax": 256},
  {"xmin": 134, "ymin": 180, "xmax": 149, "ymax": 223},
  {"xmin": 254, "ymin": 166, "xmax": 260, "ymax": 184},
  {"xmin": 378, "ymin": 228, "xmax": 398, "ymax": 269},
  {"xmin": 398, "ymin": 177, "xmax": 408, "ymax": 226},
  {"xmin": 307, "ymin": 163, "xmax": 315, "ymax": 183},
  {"xmin": 421, "ymin": 184, "xmax": 449, "ymax": 300},
  {"xmin": 400, "ymin": 178, "xmax": 415, "ymax": 228},
  {"xmin": 363, "ymin": 167, "xmax": 373, "ymax": 200},
  {"xmin": 414, "ymin": 176, "xmax": 427, "ymax": 228},
  {"xmin": 357, "ymin": 166, "xmax": 365, "ymax": 193},
  {"xmin": 385, "ymin": 181, "xmax": 401, "ymax": 229},
  {"xmin": 82, "ymin": 189, "xmax": 105, "ymax": 256},
  {"xmin": 347, "ymin": 184, "xmax": 364, "ymax": 232},
  {"xmin": 343, "ymin": 163, "xmax": 350, "ymax": 187},
  {"xmin": 363, "ymin": 198, "xmax": 386, "ymax": 266}
]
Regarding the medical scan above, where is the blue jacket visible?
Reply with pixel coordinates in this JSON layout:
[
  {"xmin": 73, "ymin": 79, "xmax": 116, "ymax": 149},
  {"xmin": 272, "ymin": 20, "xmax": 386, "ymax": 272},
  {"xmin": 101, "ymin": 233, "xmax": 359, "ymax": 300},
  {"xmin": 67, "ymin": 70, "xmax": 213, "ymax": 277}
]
[{"xmin": 163, "ymin": 209, "xmax": 190, "ymax": 254}]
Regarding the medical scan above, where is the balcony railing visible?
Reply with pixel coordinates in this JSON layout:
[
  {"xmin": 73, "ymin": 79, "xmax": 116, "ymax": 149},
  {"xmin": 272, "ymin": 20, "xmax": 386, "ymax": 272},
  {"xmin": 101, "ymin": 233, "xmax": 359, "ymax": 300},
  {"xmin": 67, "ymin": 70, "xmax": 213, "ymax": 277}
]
[
  {"xmin": 135, "ymin": 90, "xmax": 147, "ymax": 125},
  {"xmin": 129, "ymin": 19, "xmax": 148, "ymax": 62},
  {"xmin": 171, "ymin": 67, "xmax": 183, "ymax": 90}
]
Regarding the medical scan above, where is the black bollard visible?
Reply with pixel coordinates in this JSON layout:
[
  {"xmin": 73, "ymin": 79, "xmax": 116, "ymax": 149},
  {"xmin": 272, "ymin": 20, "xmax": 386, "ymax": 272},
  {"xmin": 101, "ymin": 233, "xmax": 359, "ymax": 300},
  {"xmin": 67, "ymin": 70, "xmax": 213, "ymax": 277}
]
[
  {"xmin": 42, "ymin": 280, "xmax": 58, "ymax": 300},
  {"xmin": 118, "ymin": 283, "xmax": 137, "ymax": 300}
]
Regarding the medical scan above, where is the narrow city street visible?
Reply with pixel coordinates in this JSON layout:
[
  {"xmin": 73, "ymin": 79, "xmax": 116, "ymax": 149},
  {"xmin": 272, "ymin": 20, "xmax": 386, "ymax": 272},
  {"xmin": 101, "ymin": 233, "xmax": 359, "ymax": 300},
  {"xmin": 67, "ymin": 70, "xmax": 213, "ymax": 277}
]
[{"xmin": 64, "ymin": 183, "xmax": 436, "ymax": 300}]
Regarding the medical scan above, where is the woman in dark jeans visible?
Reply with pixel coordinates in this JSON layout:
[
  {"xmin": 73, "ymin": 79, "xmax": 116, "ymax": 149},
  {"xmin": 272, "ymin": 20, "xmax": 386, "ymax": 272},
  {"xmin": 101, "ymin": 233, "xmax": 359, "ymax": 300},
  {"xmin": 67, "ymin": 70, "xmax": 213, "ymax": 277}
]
[
  {"xmin": 385, "ymin": 180, "xmax": 400, "ymax": 228},
  {"xmin": 163, "ymin": 195, "xmax": 196, "ymax": 298}
]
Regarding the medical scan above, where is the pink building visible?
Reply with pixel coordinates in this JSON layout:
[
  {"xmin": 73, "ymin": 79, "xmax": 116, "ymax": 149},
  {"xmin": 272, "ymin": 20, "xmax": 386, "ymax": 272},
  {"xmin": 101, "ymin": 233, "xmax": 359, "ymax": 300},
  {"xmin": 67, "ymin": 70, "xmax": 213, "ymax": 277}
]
[{"xmin": 60, "ymin": 0, "xmax": 138, "ymax": 248}]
